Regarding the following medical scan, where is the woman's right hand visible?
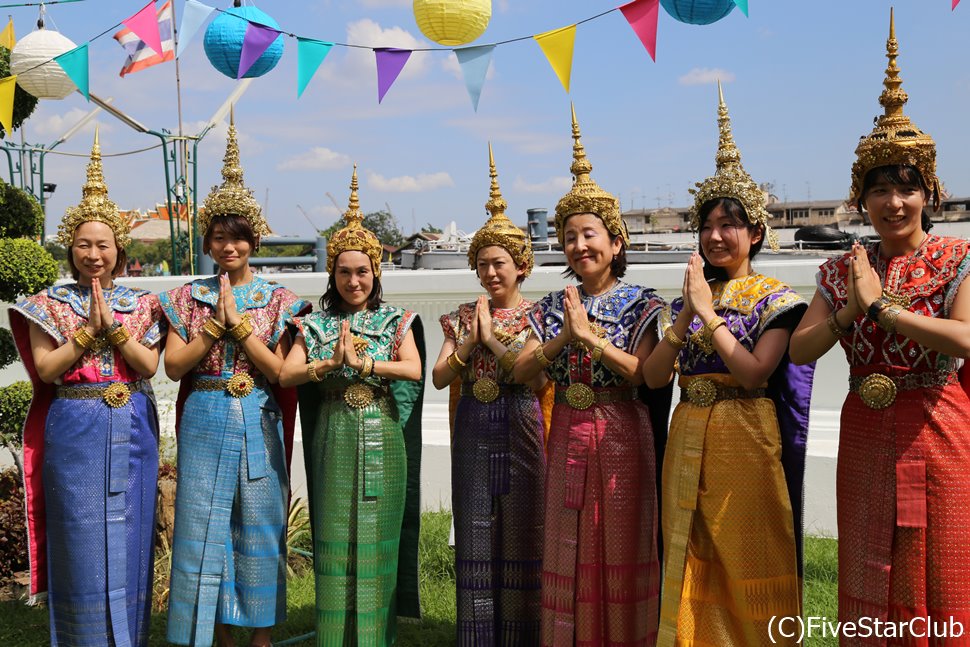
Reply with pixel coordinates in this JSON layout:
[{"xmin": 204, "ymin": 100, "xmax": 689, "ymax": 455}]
[
  {"xmin": 680, "ymin": 262, "xmax": 694, "ymax": 319},
  {"xmin": 214, "ymin": 274, "xmax": 228, "ymax": 325},
  {"xmin": 86, "ymin": 286, "xmax": 102, "ymax": 335},
  {"xmin": 332, "ymin": 320, "xmax": 347, "ymax": 366},
  {"xmin": 466, "ymin": 300, "xmax": 481, "ymax": 347}
]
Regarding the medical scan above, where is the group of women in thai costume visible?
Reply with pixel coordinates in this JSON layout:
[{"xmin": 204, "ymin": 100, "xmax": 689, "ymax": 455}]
[{"xmin": 9, "ymin": 10, "xmax": 970, "ymax": 647}]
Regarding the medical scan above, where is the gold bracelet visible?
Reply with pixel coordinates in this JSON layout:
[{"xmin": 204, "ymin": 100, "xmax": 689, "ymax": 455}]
[
  {"xmin": 826, "ymin": 311, "xmax": 851, "ymax": 337},
  {"xmin": 591, "ymin": 337, "xmax": 609, "ymax": 363},
  {"xmin": 73, "ymin": 326, "xmax": 97, "ymax": 350},
  {"xmin": 359, "ymin": 355, "xmax": 374, "ymax": 378},
  {"xmin": 662, "ymin": 327, "xmax": 686, "ymax": 350},
  {"xmin": 691, "ymin": 316, "xmax": 727, "ymax": 356},
  {"xmin": 202, "ymin": 318, "xmax": 225, "ymax": 340},
  {"xmin": 447, "ymin": 351, "xmax": 467, "ymax": 374},
  {"xmin": 229, "ymin": 315, "xmax": 253, "ymax": 342},
  {"xmin": 107, "ymin": 325, "xmax": 131, "ymax": 346},
  {"xmin": 534, "ymin": 344, "xmax": 552, "ymax": 368},
  {"xmin": 498, "ymin": 350, "xmax": 518, "ymax": 373},
  {"xmin": 307, "ymin": 361, "xmax": 323, "ymax": 383},
  {"xmin": 880, "ymin": 305, "xmax": 904, "ymax": 334}
]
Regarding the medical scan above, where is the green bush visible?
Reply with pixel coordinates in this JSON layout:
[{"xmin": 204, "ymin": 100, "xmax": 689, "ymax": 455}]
[
  {"xmin": 0, "ymin": 381, "xmax": 30, "ymax": 451},
  {"xmin": 0, "ymin": 238, "xmax": 58, "ymax": 302},
  {"xmin": 0, "ymin": 47, "xmax": 39, "ymax": 139},
  {"xmin": 0, "ymin": 181, "xmax": 44, "ymax": 239},
  {"xmin": 0, "ymin": 327, "xmax": 16, "ymax": 371}
]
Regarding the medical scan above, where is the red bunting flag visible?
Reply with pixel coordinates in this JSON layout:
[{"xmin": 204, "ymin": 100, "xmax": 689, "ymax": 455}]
[{"xmin": 620, "ymin": 0, "xmax": 660, "ymax": 61}]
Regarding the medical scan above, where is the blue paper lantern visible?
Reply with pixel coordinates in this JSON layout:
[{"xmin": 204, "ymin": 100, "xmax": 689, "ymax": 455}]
[
  {"xmin": 661, "ymin": 0, "xmax": 735, "ymax": 25},
  {"xmin": 204, "ymin": 6, "xmax": 284, "ymax": 79}
]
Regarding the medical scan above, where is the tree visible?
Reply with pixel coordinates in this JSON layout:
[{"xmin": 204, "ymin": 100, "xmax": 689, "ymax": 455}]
[
  {"xmin": 321, "ymin": 210, "xmax": 404, "ymax": 248},
  {"xmin": 422, "ymin": 223, "xmax": 442, "ymax": 234}
]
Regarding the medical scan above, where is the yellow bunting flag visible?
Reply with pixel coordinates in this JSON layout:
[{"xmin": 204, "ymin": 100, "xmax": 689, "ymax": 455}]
[
  {"xmin": 0, "ymin": 75, "xmax": 17, "ymax": 134},
  {"xmin": 0, "ymin": 18, "xmax": 14, "ymax": 50},
  {"xmin": 534, "ymin": 24, "xmax": 576, "ymax": 93}
]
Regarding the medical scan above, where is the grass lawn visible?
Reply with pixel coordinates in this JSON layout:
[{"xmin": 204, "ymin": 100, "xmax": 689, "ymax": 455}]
[{"xmin": 0, "ymin": 512, "xmax": 838, "ymax": 646}]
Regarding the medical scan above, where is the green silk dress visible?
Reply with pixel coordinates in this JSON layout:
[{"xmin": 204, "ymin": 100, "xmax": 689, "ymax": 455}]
[{"xmin": 296, "ymin": 305, "xmax": 424, "ymax": 647}]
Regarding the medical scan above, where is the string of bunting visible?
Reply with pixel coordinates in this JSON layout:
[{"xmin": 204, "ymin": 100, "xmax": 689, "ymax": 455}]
[{"xmin": 0, "ymin": 0, "xmax": 961, "ymax": 131}]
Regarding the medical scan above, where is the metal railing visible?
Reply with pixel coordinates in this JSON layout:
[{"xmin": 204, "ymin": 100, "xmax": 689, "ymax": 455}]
[{"xmin": 196, "ymin": 235, "xmax": 328, "ymax": 275}]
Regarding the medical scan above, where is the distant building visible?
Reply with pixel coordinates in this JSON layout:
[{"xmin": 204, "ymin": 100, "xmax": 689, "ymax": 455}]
[{"xmin": 125, "ymin": 203, "xmax": 191, "ymax": 243}]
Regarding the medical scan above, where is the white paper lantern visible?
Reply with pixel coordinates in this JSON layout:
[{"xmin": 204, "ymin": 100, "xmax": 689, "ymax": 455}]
[{"xmin": 11, "ymin": 28, "xmax": 78, "ymax": 100}]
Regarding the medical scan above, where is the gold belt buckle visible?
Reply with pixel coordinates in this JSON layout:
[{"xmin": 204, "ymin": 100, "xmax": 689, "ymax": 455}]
[
  {"xmin": 472, "ymin": 377, "xmax": 500, "ymax": 403},
  {"xmin": 344, "ymin": 383, "xmax": 375, "ymax": 409},
  {"xmin": 103, "ymin": 383, "xmax": 131, "ymax": 408},
  {"xmin": 565, "ymin": 383, "xmax": 595, "ymax": 410},
  {"xmin": 226, "ymin": 373, "xmax": 255, "ymax": 398},
  {"xmin": 686, "ymin": 378, "xmax": 718, "ymax": 407},
  {"xmin": 859, "ymin": 374, "xmax": 896, "ymax": 410}
]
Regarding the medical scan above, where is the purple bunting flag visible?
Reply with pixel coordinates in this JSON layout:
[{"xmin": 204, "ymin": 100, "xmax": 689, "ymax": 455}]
[
  {"xmin": 374, "ymin": 48, "xmax": 412, "ymax": 104},
  {"xmin": 238, "ymin": 21, "xmax": 282, "ymax": 79}
]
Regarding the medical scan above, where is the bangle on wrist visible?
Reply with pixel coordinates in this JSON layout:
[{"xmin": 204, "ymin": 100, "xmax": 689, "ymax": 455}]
[
  {"xmin": 498, "ymin": 350, "xmax": 518, "ymax": 373},
  {"xmin": 447, "ymin": 351, "xmax": 467, "ymax": 374},
  {"xmin": 534, "ymin": 344, "xmax": 553, "ymax": 369},
  {"xmin": 229, "ymin": 315, "xmax": 253, "ymax": 342},
  {"xmin": 826, "ymin": 310, "xmax": 852, "ymax": 337},
  {"xmin": 74, "ymin": 326, "xmax": 97, "ymax": 350},
  {"xmin": 866, "ymin": 297, "xmax": 891, "ymax": 322},
  {"xmin": 662, "ymin": 327, "xmax": 686, "ymax": 350},
  {"xmin": 591, "ymin": 337, "xmax": 609, "ymax": 362},
  {"xmin": 107, "ymin": 325, "xmax": 131, "ymax": 346},
  {"xmin": 307, "ymin": 361, "xmax": 323, "ymax": 383},
  {"xmin": 202, "ymin": 318, "xmax": 225, "ymax": 340},
  {"xmin": 879, "ymin": 305, "xmax": 904, "ymax": 334}
]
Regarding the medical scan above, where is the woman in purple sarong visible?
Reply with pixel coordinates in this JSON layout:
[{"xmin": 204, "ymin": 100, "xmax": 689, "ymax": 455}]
[
  {"xmin": 9, "ymin": 133, "xmax": 164, "ymax": 646},
  {"xmin": 432, "ymin": 145, "xmax": 546, "ymax": 645}
]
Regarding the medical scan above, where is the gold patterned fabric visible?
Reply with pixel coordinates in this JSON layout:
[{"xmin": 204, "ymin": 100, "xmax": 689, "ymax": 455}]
[{"xmin": 658, "ymin": 374, "xmax": 800, "ymax": 647}]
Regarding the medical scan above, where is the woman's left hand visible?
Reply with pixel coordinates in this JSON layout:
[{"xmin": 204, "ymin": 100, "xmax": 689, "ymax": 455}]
[
  {"xmin": 851, "ymin": 243, "xmax": 883, "ymax": 311},
  {"xmin": 564, "ymin": 284, "xmax": 593, "ymax": 347},
  {"xmin": 94, "ymin": 285, "xmax": 114, "ymax": 331},
  {"xmin": 221, "ymin": 274, "xmax": 242, "ymax": 327},
  {"xmin": 477, "ymin": 295, "xmax": 495, "ymax": 345},
  {"xmin": 686, "ymin": 253, "xmax": 715, "ymax": 320},
  {"xmin": 341, "ymin": 321, "xmax": 363, "ymax": 371}
]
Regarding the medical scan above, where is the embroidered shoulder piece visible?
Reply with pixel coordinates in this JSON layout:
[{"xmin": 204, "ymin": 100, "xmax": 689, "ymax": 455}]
[
  {"xmin": 48, "ymin": 283, "xmax": 150, "ymax": 318},
  {"xmin": 190, "ymin": 275, "xmax": 280, "ymax": 309},
  {"xmin": 711, "ymin": 274, "xmax": 790, "ymax": 315}
]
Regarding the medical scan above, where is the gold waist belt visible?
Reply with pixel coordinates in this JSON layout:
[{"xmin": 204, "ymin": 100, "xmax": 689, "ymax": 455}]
[
  {"xmin": 679, "ymin": 377, "xmax": 766, "ymax": 408},
  {"xmin": 460, "ymin": 379, "xmax": 527, "ymax": 404},
  {"xmin": 554, "ymin": 384, "xmax": 636, "ymax": 410},
  {"xmin": 193, "ymin": 374, "xmax": 265, "ymax": 398},
  {"xmin": 55, "ymin": 380, "xmax": 148, "ymax": 409},
  {"xmin": 849, "ymin": 370, "xmax": 958, "ymax": 410},
  {"xmin": 320, "ymin": 383, "xmax": 390, "ymax": 410}
]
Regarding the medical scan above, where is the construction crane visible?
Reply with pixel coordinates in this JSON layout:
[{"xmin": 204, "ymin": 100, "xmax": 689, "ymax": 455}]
[{"xmin": 296, "ymin": 204, "xmax": 322, "ymax": 232}]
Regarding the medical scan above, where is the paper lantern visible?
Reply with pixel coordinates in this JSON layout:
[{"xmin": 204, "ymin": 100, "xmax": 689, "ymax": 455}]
[
  {"xmin": 10, "ymin": 27, "xmax": 78, "ymax": 100},
  {"xmin": 661, "ymin": 0, "xmax": 735, "ymax": 25},
  {"xmin": 203, "ymin": 5, "xmax": 284, "ymax": 79},
  {"xmin": 413, "ymin": 0, "xmax": 491, "ymax": 46}
]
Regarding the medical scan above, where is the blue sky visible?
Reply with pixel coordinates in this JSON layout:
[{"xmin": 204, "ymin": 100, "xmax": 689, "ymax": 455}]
[{"xmin": 10, "ymin": 0, "xmax": 970, "ymax": 238}]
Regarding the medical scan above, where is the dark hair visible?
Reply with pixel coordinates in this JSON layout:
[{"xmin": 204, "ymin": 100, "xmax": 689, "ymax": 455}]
[
  {"xmin": 697, "ymin": 197, "xmax": 764, "ymax": 281},
  {"xmin": 202, "ymin": 214, "xmax": 259, "ymax": 255},
  {"xmin": 68, "ymin": 246, "xmax": 128, "ymax": 281},
  {"xmin": 560, "ymin": 213, "xmax": 628, "ymax": 281},
  {"xmin": 859, "ymin": 164, "xmax": 934, "ymax": 233},
  {"xmin": 320, "ymin": 273, "xmax": 384, "ymax": 313}
]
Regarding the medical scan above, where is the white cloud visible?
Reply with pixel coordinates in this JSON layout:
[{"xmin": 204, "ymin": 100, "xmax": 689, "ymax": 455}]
[
  {"xmin": 31, "ymin": 108, "xmax": 110, "ymax": 139},
  {"xmin": 341, "ymin": 19, "xmax": 430, "ymax": 80},
  {"xmin": 277, "ymin": 147, "xmax": 352, "ymax": 171},
  {"xmin": 441, "ymin": 49, "xmax": 497, "ymax": 81},
  {"xmin": 678, "ymin": 67, "xmax": 735, "ymax": 86},
  {"xmin": 512, "ymin": 175, "xmax": 572, "ymax": 194},
  {"xmin": 360, "ymin": 0, "xmax": 410, "ymax": 6},
  {"xmin": 367, "ymin": 170, "xmax": 454, "ymax": 192}
]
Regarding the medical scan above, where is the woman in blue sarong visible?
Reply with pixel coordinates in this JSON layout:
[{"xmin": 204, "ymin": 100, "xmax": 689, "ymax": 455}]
[
  {"xmin": 10, "ymin": 133, "xmax": 165, "ymax": 646},
  {"xmin": 160, "ymin": 115, "xmax": 310, "ymax": 647}
]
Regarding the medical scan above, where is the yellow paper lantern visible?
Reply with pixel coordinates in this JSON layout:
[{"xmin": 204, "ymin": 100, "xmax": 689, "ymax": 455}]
[{"xmin": 413, "ymin": 0, "xmax": 491, "ymax": 46}]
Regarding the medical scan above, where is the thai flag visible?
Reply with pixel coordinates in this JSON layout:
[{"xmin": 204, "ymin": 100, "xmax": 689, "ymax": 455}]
[{"xmin": 113, "ymin": 0, "xmax": 175, "ymax": 77}]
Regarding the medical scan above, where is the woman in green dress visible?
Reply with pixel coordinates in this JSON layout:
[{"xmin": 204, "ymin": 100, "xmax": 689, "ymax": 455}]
[{"xmin": 280, "ymin": 167, "xmax": 424, "ymax": 646}]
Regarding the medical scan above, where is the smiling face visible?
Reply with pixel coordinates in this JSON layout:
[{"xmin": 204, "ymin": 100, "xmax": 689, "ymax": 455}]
[
  {"xmin": 699, "ymin": 202, "xmax": 762, "ymax": 278},
  {"xmin": 476, "ymin": 245, "xmax": 525, "ymax": 302},
  {"xmin": 205, "ymin": 217, "xmax": 256, "ymax": 273},
  {"xmin": 562, "ymin": 213, "xmax": 622, "ymax": 282},
  {"xmin": 334, "ymin": 250, "xmax": 374, "ymax": 312},
  {"xmin": 70, "ymin": 221, "xmax": 119, "ymax": 283},
  {"xmin": 861, "ymin": 167, "xmax": 929, "ymax": 250}
]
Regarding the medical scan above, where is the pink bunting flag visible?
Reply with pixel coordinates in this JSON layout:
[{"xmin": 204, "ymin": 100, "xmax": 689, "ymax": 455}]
[
  {"xmin": 122, "ymin": 0, "xmax": 164, "ymax": 56},
  {"xmin": 954, "ymin": 0, "xmax": 961, "ymax": 9},
  {"xmin": 375, "ymin": 48, "xmax": 412, "ymax": 104},
  {"xmin": 620, "ymin": 0, "xmax": 659, "ymax": 61},
  {"xmin": 238, "ymin": 21, "xmax": 282, "ymax": 79}
]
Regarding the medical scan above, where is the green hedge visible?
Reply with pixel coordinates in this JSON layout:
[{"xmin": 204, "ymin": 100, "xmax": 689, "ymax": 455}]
[
  {"xmin": 0, "ymin": 238, "xmax": 58, "ymax": 302},
  {"xmin": 0, "ymin": 181, "xmax": 44, "ymax": 239}
]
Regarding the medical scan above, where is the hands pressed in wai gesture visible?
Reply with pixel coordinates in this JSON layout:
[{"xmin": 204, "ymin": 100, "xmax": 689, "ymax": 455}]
[
  {"xmin": 215, "ymin": 273, "xmax": 243, "ymax": 328},
  {"xmin": 86, "ymin": 284, "xmax": 115, "ymax": 335},
  {"xmin": 846, "ymin": 242, "xmax": 883, "ymax": 316},
  {"xmin": 681, "ymin": 253, "xmax": 714, "ymax": 321}
]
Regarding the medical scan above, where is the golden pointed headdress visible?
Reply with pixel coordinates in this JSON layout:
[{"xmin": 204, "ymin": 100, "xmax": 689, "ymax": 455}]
[
  {"xmin": 467, "ymin": 143, "xmax": 534, "ymax": 276},
  {"xmin": 57, "ymin": 129, "xmax": 131, "ymax": 249},
  {"xmin": 850, "ymin": 8, "xmax": 940, "ymax": 210},
  {"xmin": 554, "ymin": 105, "xmax": 628, "ymax": 247},
  {"xmin": 688, "ymin": 82, "xmax": 777, "ymax": 251},
  {"xmin": 326, "ymin": 165, "xmax": 385, "ymax": 278},
  {"xmin": 199, "ymin": 107, "xmax": 270, "ymax": 237}
]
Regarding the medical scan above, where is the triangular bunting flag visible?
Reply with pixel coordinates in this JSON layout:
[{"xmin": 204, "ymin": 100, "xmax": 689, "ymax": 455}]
[
  {"xmin": 454, "ymin": 45, "xmax": 494, "ymax": 111},
  {"xmin": 0, "ymin": 75, "xmax": 16, "ymax": 134},
  {"xmin": 297, "ymin": 37, "xmax": 333, "ymax": 98},
  {"xmin": 734, "ymin": 0, "xmax": 749, "ymax": 17},
  {"xmin": 954, "ymin": 0, "xmax": 961, "ymax": 9},
  {"xmin": 238, "ymin": 21, "xmax": 281, "ymax": 79},
  {"xmin": 0, "ymin": 18, "xmax": 15, "ymax": 50},
  {"xmin": 55, "ymin": 42, "xmax": 89, "ymax": 101},
  {"xmin": 123, "ymin": 1, "xmax": 163, "ymax": 56},
  {"xmin": 620, "ymin": 0, "xmax": 660, "ymax": 61},
  {"xmin": 534, "ymin": 24, "xmax": 576, "ymax": 93},
  {"xmin": 177, "ymin": 0, "xmax": 214, "ymax": 58},
  {"xmin": 375, "ymin": 48, "xmax": 412, "ymax": 104}
]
